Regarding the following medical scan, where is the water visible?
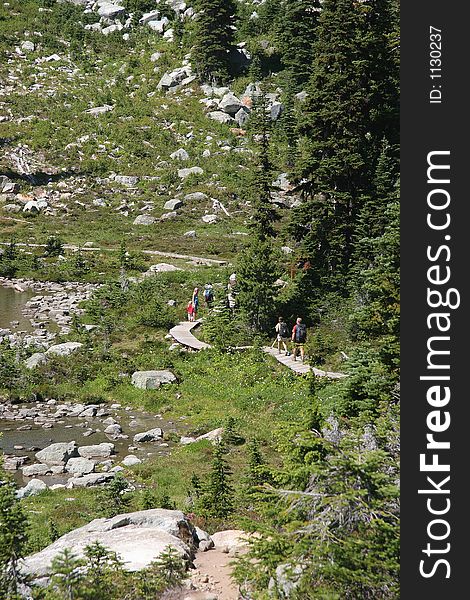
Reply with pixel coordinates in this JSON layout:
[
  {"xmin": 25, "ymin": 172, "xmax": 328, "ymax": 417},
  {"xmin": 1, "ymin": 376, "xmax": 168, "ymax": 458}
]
[
  {"xmin": 0, "ymin": 285, "xmax": 36, "ymax": 331},
  {"xmin": 0, "ymin": 403, "xmax": 184, "ymax": 486}
]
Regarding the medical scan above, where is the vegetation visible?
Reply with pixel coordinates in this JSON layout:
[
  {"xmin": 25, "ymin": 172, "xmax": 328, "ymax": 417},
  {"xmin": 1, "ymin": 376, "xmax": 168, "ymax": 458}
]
[{"xmin": 0, "ymin": 0, "xmax": 399, "ymax": 597}]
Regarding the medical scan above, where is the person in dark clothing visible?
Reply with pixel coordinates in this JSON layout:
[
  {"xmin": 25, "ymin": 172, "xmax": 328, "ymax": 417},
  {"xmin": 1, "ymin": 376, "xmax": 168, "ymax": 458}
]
[{"xmin": 291, "ymin": 317, "xmax": 307, "ymax": 362}]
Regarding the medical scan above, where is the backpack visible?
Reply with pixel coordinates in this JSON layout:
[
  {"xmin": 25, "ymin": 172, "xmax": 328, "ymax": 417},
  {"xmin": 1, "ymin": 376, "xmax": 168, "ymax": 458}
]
[
  {"xmin": 279, "ymin": 322, "xmax": 289, "ymax": 338},
  {"xmin": 204, "ymin": 288, "xmax": 213, "ymax": 302},
  {"xmin": 295, "ymin": 323, "xmax": 307, "ymax": 343}
]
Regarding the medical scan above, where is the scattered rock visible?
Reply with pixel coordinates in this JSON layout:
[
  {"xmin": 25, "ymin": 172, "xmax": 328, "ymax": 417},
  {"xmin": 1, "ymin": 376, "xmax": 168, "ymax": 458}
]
[
  {"xmin": 25, "ymin": 353, "xmax": 47, "ymax": 369},
  {"xmin": 133, "ymin": 215, "xmax": 156, "ymax": 225},
  {"xmin": 131, "ymin": 370, "xmax": 177, "ymax": 389},
  {"xmin": 78, "ymin": 443, "xmax": 115, "ymax": 459},
  {"xmin": 178, "ymin": 167, "xmax": 203, "ymax": 179},
  {"xmin": 122, "ymin": 455, "xmax": 142, "ymax": 467},
  {"xmin": 65, "ymin": 457, "xmax": 96, "ymax": 476},
  {"xmin": 133, "ymin": 428, "xmax": 164, "ymax": 443},
  {"xmin": 170, "ymin": 148, "xmax": 189, "ymax": 161},
  {"xmin": 201, "ymin": 214, "xmax": 218, "ymax": 224},
  {"xmin": 35, "ymin": 442, "xmax": 78, "ymax": 466},
  {"xmin": 17, "ymin": 479, "xmax": 48, "ymax": 499},
  {"xmin": 208, "ymin": 111, "xmax": 234, "ymax": 124},
  {"xmin": 45, "ymin": 342, "xmax": 83, "ymax": 357}
]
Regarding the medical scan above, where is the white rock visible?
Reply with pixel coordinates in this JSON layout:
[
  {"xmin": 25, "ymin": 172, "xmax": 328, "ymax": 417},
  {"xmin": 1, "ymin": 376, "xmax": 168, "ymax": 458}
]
[
  {"xmin": 45, "ymin": 342, "xmax": 83, "ymax": 357},
  {"xmin": 164, "ymin": 199, "xmax": 183, "ymax": 211},
  {"xmin": 133, "ymin": 215, "xmax": 156, "ymax": 225},
  {"xmin": 17, "ymin": 479, "xmax": 47, "ymax": 499},
  {"xmin": 208, "ymin": 111, "xmax": 234, "ymax": 124},
  {"xmin": 25, "ymin": 352, "xmax": 47, "ymax": 369},
  {"xmin": 170, "ymin": 148, "xmax": 189, "ymax": 161},
  {"xmin": 122, "ymin": 455, "xmax": 142, "ymax": 467},
  {"xmin": 178, "ymin": 167, "xmax": 203, "ymax": 179},
  {"xmin": 133, "ymin": 428, "xmax": 163, "ymax": 443},
  {"xmin": 78, "ymin": 443, "xmax": 115, "ymax": 459},
  {"xmin": 35, "ymin": 442, "xmax": 78, "ymax": 466},
  {"xmin": 201, "ymin": 214, "xmax": 218, "ymax": 224},
  {"xmin": 22, "ymin": 509, "xmax": 195, "ymax": 577},
  {"xmin": 65, "ymin": 457, "xmax": 95, "ymax": 476}
]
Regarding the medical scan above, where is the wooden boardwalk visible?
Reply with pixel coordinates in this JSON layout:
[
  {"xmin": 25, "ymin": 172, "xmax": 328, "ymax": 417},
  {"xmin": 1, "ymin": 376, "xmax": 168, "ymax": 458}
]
[
  {"xmin": 169, "ymin": 320, "xmax": 211, "ymax": 350},
  {"xmin": 168, "ymin": 322, "xmax": 346, "ymax": 379},
  {"xmin": 262, "ymin": 347, "xmax": 347, "ymax": 379}
]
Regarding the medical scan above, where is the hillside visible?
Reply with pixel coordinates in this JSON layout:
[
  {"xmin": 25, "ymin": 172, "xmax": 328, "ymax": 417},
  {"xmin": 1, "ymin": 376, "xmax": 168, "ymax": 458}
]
[{"xmin": 0, "ymin": 1, "xmax": 400, "ymax": 599}]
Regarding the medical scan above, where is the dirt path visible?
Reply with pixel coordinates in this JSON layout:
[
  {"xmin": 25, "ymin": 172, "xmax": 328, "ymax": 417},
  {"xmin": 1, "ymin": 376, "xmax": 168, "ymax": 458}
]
[{"xmin": 181, "ymin": 548, "xmax": 240, "ymax": 600}]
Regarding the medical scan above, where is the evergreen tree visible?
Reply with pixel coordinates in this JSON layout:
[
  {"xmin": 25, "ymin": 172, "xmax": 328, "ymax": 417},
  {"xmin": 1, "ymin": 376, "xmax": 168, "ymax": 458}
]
[
  {"xmin": 192, "ymin": 0, "xmax": 237, "ymax": 83},
  {"xmin": 291, "ymin": 0, "xmax": 398, "ymax": 290},
  {"xmin": 48, "ymin": 549, "xmax": 84, "ymax": 600},
  {"xmin": 0, "ymin": 471, "xmax": 29, "ymax": 599},
  {"xmin": 248, "ymin": 89, "xmax": 280, "ymax": 240},
  {"xmin": 200, "ymin": 443, "xmax": 234, "ymax": 519},
  {"xmin": 277, "ymin": 0, "xmax": 320, "ymax": 88},
  {"xmin": 237, "ymin": 236, "xmax": 278, "ymax": 332}
]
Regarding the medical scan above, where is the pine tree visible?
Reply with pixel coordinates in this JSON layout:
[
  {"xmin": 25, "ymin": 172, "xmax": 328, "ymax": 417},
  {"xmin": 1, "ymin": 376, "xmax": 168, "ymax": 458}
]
[
  {"xmin": 248, "ymin": 89, "xmax": 280, "ymax": 240},
  {"xmin": 237, "ymin": 236, "xmax": 278, "ymax": 332},
  {"xmin": 291, "ymin": 0, "xmax": 398, "ymax": 290},
  {"xmin": 0, "ymin": 471, "xmax": 29, "ymax": 600},
  {"xmin": 200, "ymin": 443, "xmax": 234, "ymax": 519},
  {"xmin": 277, "ymin": 0, "xmax": 320, "ymax": 89},
  {"xmin": 192, "ymin": 0, "xmax": 237, "ymax": 84}
]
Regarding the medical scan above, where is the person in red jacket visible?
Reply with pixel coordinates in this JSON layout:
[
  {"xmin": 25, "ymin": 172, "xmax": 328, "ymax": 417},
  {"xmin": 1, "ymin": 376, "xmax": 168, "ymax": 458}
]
[{"xmin": 291, "ymin": 317, "xmax": 307, "ymax": 362}]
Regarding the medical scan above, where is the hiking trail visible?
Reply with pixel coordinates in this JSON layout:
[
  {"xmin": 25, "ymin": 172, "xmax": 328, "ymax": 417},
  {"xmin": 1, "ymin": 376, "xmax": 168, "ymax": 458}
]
[{"xmin": 169, "ymin": 321, "xmax": 347, "ymax": 378}]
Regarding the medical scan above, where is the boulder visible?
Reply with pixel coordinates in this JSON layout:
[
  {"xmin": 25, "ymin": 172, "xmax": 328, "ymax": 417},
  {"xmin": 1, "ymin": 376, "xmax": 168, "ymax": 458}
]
[
  {"xmin": 22, "ymin": 509, "xmax": 197, "ymax": 578},
  {"xmin": 234, "ymin": 108, "xmax": 250, "ymax": 126},
  {"xmin": 131, "ymin": 370, "xmax": 177, "ymax": 389},
  {"xmin": 211, "ymin": 529, "xmax": 249, "ymax": 554},
  {"xmin": 122, "ymin": 455, "xmax": 142, "ymax": 467},
  {"xmin": 147, "ymin": 17, "xmax": 170, "ymax": 33},
  {"xmin": 45, "ymin": 342, "xmax": 83, "ymax": 357},
  {"xmin": 160, "ymin": 211, "xmax": 177, "ymax": 221},
  {"xmin": 2, "ymin": 456, "xmax": 28, "ymax": 470},
  {"xmin": 163, "ymin": 199, "xmax": 183, "ymax": 211},
  {"xmin": 65, "ymin": 458, "xmax": 96, "ymax": 476},
  {"xmin": 184, "ymin": 192, "xmax": 207, "ymax": 202},
  {"xmin": 104, "ymin": 423, "xmax": 123, "ymax": 436},
  {"xmin": 114, "ymin": 175, "xmax": 139, "ymax": 187},
  {"xmin": 270, "ymin": 102, "xmax": 283, "ymax": 120},
  {"xmin": 86, "ymin": 105, "xmax": 114, "ymax": 116},
  {"xmin": 177, "ymin": 166, "xmax": 203, "ymax": 179},
  {"xmin": 133, "ymin": 428, "xmax": 164, "ymax": 443},
  {"xmin": 208, "ymin": 111, "xmax": 234, "ymax": 124},
  {"xmin": 78, "ymin": 443, "xmax": 115, "ymax": 459},
  {"xmin": 25, "ymin": 352, "xmax": 47, "ymax": 369},
  {"xmin": 201, "ymin": 214, "xmax": 218, "ymax": 224},
  {"xmin": 67, "ymin": 472, "xmax": 115, "ymax": 488},
  {"xmin": 140, "ymin": 10, "xmax": 161, "ymax": 25},
  {"xmin": 183, "ymin": 230, "xmax": 196, "ymax": 238},
  {"xmin": 22, "ymin": 464, "xmax": 52, "ymax": 477},
  {"xmin": 97, "ymin": 3, "xmax": 126, "ymax": 19},
  {"xmin": 133, "ymin": 215, "xmax": 156, "ymax": 226},
  {"xmin": 218, "ymin": 93, "xmax": 243, "ymax": 116},
  {"xmin": 35, "ymin": 442, "xmax": 78, "ymax": 466},
  {"xmin": 21, "ymin": 40, "xmax": 35, "ymax": 52},
  {"xmin": 170, "ymin": 148, "xmax": 189, "ymax": 161},
  {"xmin": 17, "ymin": 479, "xmax": 47, "ymax": 499},
  {"xmin": 145, "ymin": 263, "xmax": 182, "ymax": 274}
]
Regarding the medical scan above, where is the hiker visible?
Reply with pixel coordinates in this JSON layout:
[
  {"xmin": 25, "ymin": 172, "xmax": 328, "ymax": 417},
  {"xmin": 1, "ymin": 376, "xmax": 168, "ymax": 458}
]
[
  {"xmin": 192, "ymin": 287, "xmax": 199, "ymax": 320},
  {"xmin": 203, "ymin": 283, "xmax": 214, "ymax": 308},
  {"xmin": 186, "ymin": 300, "xmax": 195, "ymax": 322},
  {"xmin": 291, "ymin": 317, "xmax": 307, "ymax": 362},
  {"xmin": 271, "ymin": 317, "xmax": 290, "ymax": 355}
]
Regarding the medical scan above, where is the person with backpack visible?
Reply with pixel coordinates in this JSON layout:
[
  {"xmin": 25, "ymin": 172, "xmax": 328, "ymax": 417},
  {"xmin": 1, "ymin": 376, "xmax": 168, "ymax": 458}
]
[
  {"xmin": 271, "ymin": 317, "xmax": 291, "ymax": 355},
  {"xmin": 192, "ymin": 287, "xmax": 199, "ymax": 320},
  {"xmin": 203, "ymin": 283, "xmax": 214, "ymax": 308},
  {"xmin": 291, "ymin": 317, "xmax": 307, "ymax": 362}
]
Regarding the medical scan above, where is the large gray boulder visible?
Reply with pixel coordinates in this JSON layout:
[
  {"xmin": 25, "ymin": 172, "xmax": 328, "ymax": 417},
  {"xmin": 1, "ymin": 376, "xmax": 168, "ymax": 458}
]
[
  {"xmin": 17, "ymin": 479, "xmax": 48, "ymax": 499},
  {"xmin": 218, "ymin": 92, "xmax": 243, "ymax": 116},
  {"xmin": 25, "ymin": 352, "xmax": 47, "ymax": 369},
  {"xmin": 65, "ymin": 457, "xmax": 95, "ymax": 476},
  {"xmin": 133, "ymin": 215, "xmax": 156, "ymax": 225},
  {"xmin": 97, "ymin": 3, "xmax": 126, "ymax": 19},
  {"xmin": 22, "ymin": 509, "xmax": 198, "ymax": 579},
  {"xmin": 22, "ymin": 464, "xmax": 52, "ymax": 477},
  {"xmin": 133, "ymin": 428, "xmax": 163, "ymax": 443},
  {"xmin": 163, "ymin": 199, "xmax": 183, "ymax": 211},
  {"xmin": 177, "ymin": 166, "xmax": 203, "ymax": 179},
  {"xmin": 45, "ymin": 342, "xmax": 83, "ymax": 357},
  {"xmin": 131, "ymin": 370, "xmax": 177, "ymax": 389},
  {"xmin": 67, "ymin": 472, "xmax": 115, "ymax": 488},
  {"xmin": 170, "ymin": 148, "xmax": 189, "ymax": 161},
  {"xmin": 208, "ymin": 111, "xmax": 234, "ymax": 124},
  {"xmin": 35, "ymin": 441, "xmax": 78, "ymax": 466},
  {"xmin": 78, "ymin": 443, "xmax": 115, "ymax": 459}
]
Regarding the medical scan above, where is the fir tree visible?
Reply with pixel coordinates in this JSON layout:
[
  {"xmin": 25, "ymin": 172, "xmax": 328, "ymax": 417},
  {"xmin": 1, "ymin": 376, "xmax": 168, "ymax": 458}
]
[
  {"xmin": 192, "ymin": 0, "xmax": 237, "ymax": 84},
  {"xmin": 248, "ymin": 89, "xmax": 280, "ymax": 240},
  {"xmin": 277, "ymin": 0, "xmax": 320, "ymax": 89},
  {"xmin": 237, "ymin": 236, "xmax": 278, "ymax": 332},
  {"xmin": 291, "ymin": 0, "xmax": 398, "ymax": 290},
  {"xmin": 200, "ymin": 443, "xmax": 234, "ymax": 519}
]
